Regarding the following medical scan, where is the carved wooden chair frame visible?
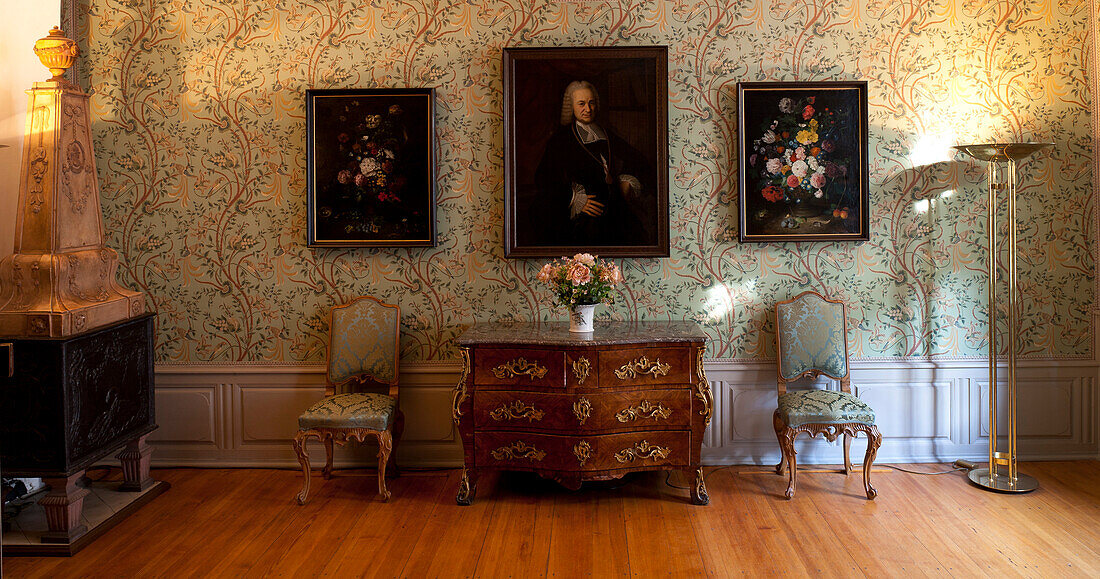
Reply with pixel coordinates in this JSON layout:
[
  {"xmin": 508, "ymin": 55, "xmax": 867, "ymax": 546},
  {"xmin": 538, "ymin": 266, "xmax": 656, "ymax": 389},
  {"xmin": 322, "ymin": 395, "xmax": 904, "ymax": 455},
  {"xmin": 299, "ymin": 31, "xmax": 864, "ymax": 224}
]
[
  {"xmin": 292, "ymin": 296, "xmax": 404, "ymax": 504},
  {"xmin": 773, "ymin": 290, "xmax": 882, "ymax": 499}
]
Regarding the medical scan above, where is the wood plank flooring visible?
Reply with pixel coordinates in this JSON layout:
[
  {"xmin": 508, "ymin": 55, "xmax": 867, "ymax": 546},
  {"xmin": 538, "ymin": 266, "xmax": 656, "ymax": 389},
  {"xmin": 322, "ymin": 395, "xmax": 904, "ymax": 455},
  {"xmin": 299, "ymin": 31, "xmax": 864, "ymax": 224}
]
[{"xmin": 3, "ymin": 461, "xmax": 1099, "ymax": 577}]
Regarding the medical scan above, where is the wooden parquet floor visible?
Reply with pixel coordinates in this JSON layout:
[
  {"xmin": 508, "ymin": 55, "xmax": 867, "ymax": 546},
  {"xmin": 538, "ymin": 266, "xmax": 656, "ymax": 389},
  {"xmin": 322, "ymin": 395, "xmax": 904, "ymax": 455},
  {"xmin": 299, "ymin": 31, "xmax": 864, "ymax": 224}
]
[{"xmin": 3, "ymin": 461, "xmax": 1099, "ymax": 577}]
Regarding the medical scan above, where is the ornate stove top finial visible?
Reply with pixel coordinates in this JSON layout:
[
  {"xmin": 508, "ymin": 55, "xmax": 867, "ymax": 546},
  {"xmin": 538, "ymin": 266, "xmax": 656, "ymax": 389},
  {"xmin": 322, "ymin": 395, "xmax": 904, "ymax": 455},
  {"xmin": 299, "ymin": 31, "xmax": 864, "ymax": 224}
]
[{"xmin": 33, "ymin": 27, "xmax": 79, "ymax": 81}]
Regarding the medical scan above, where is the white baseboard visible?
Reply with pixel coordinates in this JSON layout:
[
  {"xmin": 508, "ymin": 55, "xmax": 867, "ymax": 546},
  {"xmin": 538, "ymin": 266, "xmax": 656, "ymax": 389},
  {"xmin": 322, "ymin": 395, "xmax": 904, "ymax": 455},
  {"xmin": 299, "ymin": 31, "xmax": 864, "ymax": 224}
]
[{"xmin": 147, "ymin": 357, "xmax": 1099, "ymax": 468}]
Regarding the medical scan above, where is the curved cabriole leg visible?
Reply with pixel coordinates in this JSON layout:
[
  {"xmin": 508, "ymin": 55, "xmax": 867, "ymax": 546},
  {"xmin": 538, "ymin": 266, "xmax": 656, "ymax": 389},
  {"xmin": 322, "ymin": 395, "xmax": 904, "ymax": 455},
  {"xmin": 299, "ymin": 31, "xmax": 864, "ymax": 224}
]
[
  {"xmin": 388, "ymin": 410, "xmax": 405, "ymax": 479},
  {"xmin": 376, "ymin": 430, "xmax": 393, "ymax": 501},
  {"xmin": 322, "ymin": 435, "xmax": 335, "ymax": 479},
  {"xmin": 292, "ymin": 430, "xmax": 314, "ymax": 505},
  {"xmin": 863, "ymin": 425, "xmax": 882, "ymax": 500},
  {"xmin": 456, "ymin": 467, "xmax": 477, "ymax": 506},
  {"xmin": 782, "ymin": 433, "xmax": 798, "ymax": 499},
  {"xmin": 773, "ymin": 411, "xmax": 788, "ymax": 475},
  {"xmin": 690, "ymin": 468, "xmax": 709, "ymax": 505},
  {"xmin": 774, "ymin": 417, "xmax": 798, "ymax": 499},
  {"xmin": 843, "ymin": 433, "xmax": 854, "ymax": 475}
]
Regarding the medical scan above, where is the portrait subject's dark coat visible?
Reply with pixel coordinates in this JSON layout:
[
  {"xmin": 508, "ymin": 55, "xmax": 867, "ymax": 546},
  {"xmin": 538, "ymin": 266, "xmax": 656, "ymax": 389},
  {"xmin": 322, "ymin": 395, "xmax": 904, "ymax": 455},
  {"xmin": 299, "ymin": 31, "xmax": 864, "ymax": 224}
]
[{"xmin": 533, "ymin": 123, "xmax": 652, "ymax": 247}]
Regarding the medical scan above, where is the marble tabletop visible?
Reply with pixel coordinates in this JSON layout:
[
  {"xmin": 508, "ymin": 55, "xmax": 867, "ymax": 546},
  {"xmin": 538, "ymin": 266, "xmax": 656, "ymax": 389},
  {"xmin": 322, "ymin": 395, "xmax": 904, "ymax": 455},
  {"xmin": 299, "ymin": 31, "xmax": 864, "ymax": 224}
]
[{"xmin": 455, "ymin": 320, "xmax": 707, "ymax": 346}]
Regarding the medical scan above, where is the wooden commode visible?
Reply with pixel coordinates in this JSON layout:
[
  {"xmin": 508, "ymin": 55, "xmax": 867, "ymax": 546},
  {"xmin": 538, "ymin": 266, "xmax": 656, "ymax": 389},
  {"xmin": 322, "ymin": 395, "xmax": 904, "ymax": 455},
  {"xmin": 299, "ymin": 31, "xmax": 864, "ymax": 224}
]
[{"xmin": 452, "ymin": 321, "xmax": 711, "ymax": 505}]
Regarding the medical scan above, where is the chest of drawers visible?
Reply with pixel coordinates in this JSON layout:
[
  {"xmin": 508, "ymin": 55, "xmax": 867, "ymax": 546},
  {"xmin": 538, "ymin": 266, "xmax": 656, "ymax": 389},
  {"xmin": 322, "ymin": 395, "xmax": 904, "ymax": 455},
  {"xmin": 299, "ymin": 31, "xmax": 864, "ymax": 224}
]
[{"xmin": 452, "ymin": 321, "xmax": 711, "ymax": 505}]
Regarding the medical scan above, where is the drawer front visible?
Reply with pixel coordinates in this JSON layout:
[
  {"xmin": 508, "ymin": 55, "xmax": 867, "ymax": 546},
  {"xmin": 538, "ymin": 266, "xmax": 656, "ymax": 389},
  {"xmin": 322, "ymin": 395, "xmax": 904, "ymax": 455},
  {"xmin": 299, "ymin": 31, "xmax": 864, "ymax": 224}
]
[
  {"xmin": 598, "ymin": 346, "xmax": 692, "ymax": 387},
  {"xmin": 473, "ymin": 389, "xmax": 692, "ymax": 431},
  {"xmin": 474, "ymin": 431, "xmax": 690, "ymax": 471},
  {"xmin": 475, "ymin": 432, "xmax": 574, "ymax": 471},
  {"xmin": 472, "ymin": 348, "xmax": 565, "ymax": 388}
]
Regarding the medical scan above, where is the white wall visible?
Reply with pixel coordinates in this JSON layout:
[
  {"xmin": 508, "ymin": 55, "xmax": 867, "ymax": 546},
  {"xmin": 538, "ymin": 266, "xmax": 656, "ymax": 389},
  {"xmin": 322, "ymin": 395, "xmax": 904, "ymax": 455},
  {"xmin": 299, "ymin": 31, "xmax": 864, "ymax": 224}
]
[{"xmin": 0, "ymin": 5, "xmax": 61, "ymax": 258}]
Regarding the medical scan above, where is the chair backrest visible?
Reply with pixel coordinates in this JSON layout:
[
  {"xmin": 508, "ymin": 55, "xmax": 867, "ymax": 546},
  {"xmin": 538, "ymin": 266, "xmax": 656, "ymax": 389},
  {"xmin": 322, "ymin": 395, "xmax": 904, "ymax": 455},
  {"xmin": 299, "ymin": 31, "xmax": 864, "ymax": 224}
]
[
  {"xmin": 326, "ymin": 296, "xmax": 400, "ymax": 396},
  {"xmin": 775, "ymin": 290, "xmax": 850, "ymax": 395}
]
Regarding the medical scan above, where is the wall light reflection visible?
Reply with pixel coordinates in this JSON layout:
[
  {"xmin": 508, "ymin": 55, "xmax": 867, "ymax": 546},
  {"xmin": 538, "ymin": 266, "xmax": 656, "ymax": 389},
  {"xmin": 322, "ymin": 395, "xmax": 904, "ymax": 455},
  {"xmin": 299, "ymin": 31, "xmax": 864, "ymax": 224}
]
[{"xmin": 909, "ymin": 132, "xmax": 957, "ymax": 168}]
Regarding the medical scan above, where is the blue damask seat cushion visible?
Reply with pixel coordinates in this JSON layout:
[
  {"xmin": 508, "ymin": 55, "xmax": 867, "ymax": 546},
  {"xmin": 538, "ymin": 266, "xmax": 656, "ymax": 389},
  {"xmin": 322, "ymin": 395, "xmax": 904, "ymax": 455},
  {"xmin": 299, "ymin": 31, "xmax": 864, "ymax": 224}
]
[
  {"xmin": 777, "ymin": 390, "xmax": 875, "ymax": 427},
  {"xmin": 298, "ymin": 392, "xmax": 397, "ymax": 431}
]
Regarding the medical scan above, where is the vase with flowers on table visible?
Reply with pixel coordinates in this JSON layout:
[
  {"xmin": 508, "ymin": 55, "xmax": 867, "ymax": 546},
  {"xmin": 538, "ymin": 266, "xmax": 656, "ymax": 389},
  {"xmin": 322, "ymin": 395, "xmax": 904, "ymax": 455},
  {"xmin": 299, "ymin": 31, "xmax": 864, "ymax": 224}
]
[{"xmin": 536, "ymin": 253, "xmax": 623, "ymax": 332}]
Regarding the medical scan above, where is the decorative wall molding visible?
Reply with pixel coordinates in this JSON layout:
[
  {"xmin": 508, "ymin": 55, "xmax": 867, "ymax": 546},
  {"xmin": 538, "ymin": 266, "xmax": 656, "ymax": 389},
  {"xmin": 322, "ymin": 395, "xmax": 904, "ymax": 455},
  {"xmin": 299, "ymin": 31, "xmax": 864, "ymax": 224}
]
[{"xmin": 149, "ymin": 357, "xmax": 1099, "ymax": 468}]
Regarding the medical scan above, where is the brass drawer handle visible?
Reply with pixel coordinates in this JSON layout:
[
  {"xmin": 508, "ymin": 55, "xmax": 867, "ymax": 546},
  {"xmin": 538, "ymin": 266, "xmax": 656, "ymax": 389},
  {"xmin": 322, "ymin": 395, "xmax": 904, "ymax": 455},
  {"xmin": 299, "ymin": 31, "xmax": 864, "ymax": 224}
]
[
  {"xmin": 492, "ymin": 357, "xmax": 548, "ymax": 381},
  {"xmin": 572, "ymin": 356, "xmax": 591, "ymax": 384},
  {"xmin": 614, "ymin": 440, "xmax": 671, "ymax": 463},
  {"xmin": 573, "ymin": 397, "xmax": 591, "ymax": 426},
  {"xmin": 573, "ymin": 440, "xmax": 592, "ymax": 467},
  {"xmin": 490, "ymin": 441, "xmax": 546, "ymax": 462},
  {"xmin": 489, "ymin": 400, "xmax": 545, "ymax": 422},
  {"xmin": 614, "ymin": 356, "xmax": 671, "ymax": 380},
  {"xmin": 615, "ymin": 400, "xmax": 672, "ymax": 422}
]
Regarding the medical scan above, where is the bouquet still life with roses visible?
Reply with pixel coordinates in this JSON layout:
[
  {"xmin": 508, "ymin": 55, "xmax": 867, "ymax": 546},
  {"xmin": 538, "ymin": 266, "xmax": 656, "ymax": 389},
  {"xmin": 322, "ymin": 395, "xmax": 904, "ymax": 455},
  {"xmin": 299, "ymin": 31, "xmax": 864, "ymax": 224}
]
[
  {"xmin": 537, "ymin": 254, "xmax": 623, "ymax": 332},
  {"xmin": 741, "ymin": 85, "xmax": 864, "ymax": 239}
]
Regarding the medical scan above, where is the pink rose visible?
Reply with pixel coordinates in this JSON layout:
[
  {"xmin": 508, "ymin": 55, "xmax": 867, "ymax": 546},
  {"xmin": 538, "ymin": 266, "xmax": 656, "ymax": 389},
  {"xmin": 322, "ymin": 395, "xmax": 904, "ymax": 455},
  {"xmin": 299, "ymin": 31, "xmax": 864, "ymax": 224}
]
[
  {"xmin": 791, "ymin": 160, "xmax": 808, "ymax": 178},
  {"xmin": 600, "ymin": 264, "xmax": 622, "ymax": 284},
  {"xmin": 337, "ymin": 169, "xmax": 352, "ymax": 184},
  {"xmin": 537, "ymin": 263, "xmax": 554, "ymax": 282},
  {"xmin": 567, "ymin": 263, "xmax": 591, "ymax": 286},
  {"xmin": 794, "ymin": 147, "xmax": 806, "ymax": 161},
  {"xmin": 354, "ymin": 173, "xmax": 368, "ymax": 187},
  {"xmin": 786, "ymin": 174, "xmax": 801, "ymax": 188},
  {"xmin": 810, "ymin": 172, "xmax": 826, "ymax": 189},
  {"xmin": 573, "ymin": 253, "xmax": 596, "ymax": 266},
  {"xmin": 766, "ymin": 158, "xmax": 783, "ymax": 175}
]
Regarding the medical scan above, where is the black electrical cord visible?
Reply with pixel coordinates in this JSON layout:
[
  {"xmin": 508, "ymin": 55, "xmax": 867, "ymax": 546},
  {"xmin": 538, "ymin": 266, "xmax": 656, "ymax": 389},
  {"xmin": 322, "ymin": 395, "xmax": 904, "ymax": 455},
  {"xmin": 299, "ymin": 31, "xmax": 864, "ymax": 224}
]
[{"xmin": 882, "ymin": 464, "xmax": 969, "ymax": 475}]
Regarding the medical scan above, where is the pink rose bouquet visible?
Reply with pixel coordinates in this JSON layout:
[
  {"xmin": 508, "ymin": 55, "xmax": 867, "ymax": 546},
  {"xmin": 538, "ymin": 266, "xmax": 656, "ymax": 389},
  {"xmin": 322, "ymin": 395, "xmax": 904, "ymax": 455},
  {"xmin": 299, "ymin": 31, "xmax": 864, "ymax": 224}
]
[{"xmin": 537, "ymin": 253, "xmax": 623, "ymax": 308}]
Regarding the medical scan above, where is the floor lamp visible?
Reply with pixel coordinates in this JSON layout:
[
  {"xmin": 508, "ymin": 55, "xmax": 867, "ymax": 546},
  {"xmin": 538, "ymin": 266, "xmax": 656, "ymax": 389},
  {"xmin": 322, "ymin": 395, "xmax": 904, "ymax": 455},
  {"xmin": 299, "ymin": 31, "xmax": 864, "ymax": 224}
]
[{"xmin": 953, "ymin": 142, "xmax": 1053, "ymax": 493}]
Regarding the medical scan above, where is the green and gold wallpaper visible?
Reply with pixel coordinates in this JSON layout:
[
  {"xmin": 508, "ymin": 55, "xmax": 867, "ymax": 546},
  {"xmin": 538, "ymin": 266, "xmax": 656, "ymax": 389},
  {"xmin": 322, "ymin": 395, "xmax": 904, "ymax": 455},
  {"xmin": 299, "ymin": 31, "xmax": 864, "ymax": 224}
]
[{"xmin": 75, "ymin": 0, "xmax": 1093, "ymax": 362}]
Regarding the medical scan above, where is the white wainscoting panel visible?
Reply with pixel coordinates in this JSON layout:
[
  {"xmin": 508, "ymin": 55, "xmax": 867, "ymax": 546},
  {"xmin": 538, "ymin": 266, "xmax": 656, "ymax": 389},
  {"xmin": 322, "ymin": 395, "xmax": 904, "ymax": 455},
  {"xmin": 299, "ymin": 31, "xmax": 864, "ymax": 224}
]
[{"xmin": 149, "ymin": 358, "xmax": 1099, "ymax": 468}]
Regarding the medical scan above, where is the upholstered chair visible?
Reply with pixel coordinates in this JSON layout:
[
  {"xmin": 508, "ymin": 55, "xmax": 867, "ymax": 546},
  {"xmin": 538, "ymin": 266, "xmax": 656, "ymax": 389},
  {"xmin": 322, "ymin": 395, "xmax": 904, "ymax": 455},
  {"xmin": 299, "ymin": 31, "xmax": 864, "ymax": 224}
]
[
  {"xmin": 773, "ymin": 291, "xmax": 882, "ymax": 499},
  {"xmin": 292, "ymin": 296, "xmax": 404, "ymax": 503}
]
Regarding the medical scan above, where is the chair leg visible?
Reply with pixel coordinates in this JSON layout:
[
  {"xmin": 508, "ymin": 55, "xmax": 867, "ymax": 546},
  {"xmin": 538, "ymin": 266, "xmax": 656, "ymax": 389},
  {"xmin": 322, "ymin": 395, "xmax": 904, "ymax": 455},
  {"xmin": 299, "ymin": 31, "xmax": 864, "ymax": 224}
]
[
  {"xmin": 863, "ymin": 425, "xmax": 883, "ymax": 500},
  {"xmin": 292, "ymin": 430, "xmax": 313, "ymax": 505},
  {"xmin": 387, "ymin": 410, "xmax": 404, "ymax": 479},
  {"xmin": 843, "ymin": 433, "xmax": 854, "ymax": 475},
  {"xmin": 773, "ymin": 410, "xmax": 787, "ymax": 475},
  {"xmin": 322, "ymin": 436, "xmax": 335, "ymax": 479},
  {"xmin": 375, "ymin": 430, "xmax": 393, "ymax": 501},
  {"xmin": 774, "ymin": 413, "xmax": 797, "ymax": 499}
]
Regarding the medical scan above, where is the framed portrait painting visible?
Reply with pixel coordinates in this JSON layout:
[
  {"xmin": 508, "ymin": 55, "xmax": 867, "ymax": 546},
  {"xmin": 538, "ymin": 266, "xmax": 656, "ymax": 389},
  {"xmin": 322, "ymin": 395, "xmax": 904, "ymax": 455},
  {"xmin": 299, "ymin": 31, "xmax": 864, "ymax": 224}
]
[
  {"xmin": 503, "ymin": 46, "xmax": 669, "ymax": 258},
  {"xmin": 738, "ymin": 81, "xmax": 869, "ymax": 243},
  {"xmin": 306, "ymin": 88, "xmax": 435, "ymax": 247}
]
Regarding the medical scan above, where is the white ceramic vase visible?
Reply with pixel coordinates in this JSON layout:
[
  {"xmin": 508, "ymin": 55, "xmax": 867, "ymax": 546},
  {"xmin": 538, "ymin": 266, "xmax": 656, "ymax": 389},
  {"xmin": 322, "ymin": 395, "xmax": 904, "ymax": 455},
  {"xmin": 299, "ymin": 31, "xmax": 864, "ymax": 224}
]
[{"xmin": 569, "ymin": 303, "xmax": 596, "ymax": 333}]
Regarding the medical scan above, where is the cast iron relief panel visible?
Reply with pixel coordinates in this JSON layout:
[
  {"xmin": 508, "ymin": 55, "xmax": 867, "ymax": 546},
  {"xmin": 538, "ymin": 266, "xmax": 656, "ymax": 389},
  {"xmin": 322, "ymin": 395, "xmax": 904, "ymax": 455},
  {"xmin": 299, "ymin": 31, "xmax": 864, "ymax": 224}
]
[
  {"xmin": 65, "ymin": 316, "xmax": 154, "ymax": 464},
  {"xmin": 0, "ymin": 342, "xmax": 65, "ymax": 471},
  {"xmin": 0, "ymin": 315, "xmax": 155, "ymax": 475}
]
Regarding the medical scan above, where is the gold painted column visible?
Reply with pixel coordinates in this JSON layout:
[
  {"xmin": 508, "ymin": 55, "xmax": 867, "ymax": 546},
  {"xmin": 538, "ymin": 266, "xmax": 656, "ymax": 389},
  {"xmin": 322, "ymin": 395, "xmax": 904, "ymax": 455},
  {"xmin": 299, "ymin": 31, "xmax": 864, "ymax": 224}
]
[
  {"xmin": 954, "ymin": 142, "xmax": 1052, "ymax": 494},
  {"xmin": 0, "ymin": 27, "xmax": 145, "ymax": 338}
]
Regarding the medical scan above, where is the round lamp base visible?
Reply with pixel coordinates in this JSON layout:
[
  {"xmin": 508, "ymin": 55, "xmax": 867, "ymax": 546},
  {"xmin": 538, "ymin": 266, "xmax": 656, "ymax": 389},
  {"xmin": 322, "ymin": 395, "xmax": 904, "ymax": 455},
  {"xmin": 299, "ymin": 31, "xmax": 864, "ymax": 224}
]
[{"xmin": 967, "ymin": 468, "xmax": 1039, "ymax": 493}]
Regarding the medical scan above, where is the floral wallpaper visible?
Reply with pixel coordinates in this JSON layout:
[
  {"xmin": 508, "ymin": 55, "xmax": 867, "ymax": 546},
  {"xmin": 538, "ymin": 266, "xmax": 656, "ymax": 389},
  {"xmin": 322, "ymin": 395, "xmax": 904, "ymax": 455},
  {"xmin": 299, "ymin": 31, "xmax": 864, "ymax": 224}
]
[{"xmin": 73, "ymin": 0, "xmax": 1093, "ymax": 363}]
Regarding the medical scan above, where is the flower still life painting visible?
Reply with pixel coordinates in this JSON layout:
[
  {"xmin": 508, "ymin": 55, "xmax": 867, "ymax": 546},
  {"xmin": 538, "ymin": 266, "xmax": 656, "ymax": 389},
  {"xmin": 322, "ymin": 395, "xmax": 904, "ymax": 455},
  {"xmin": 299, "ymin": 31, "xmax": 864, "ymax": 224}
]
[
  {"xmin": 306, "ymin": 89, "xmax": 435, "ymax": 247},
  {"xmin": 737, "ymin": 81, "xmax": 869, "ymax": 242},
  {"xmin": 537, "ymin": 253, "xmax": 624, "ymax": 332}
]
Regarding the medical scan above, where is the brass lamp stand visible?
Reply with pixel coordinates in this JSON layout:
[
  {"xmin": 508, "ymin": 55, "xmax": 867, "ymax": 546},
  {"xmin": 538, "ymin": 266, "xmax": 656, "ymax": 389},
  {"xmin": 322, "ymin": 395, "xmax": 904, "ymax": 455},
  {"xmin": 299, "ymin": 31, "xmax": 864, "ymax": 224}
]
[{"xmin": 953, "ymin": 142, "xmax": 1052, "ymax": 493}]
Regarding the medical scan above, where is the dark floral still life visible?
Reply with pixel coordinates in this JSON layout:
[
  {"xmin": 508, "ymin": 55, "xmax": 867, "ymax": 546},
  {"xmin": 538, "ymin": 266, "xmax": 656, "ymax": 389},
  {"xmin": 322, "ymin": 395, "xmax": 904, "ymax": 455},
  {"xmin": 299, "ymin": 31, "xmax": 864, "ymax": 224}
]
[
  {"xmin": 738, "ymin": 84, "xmax": 866, "ymax": 241},
  {"xmin": 307, "ymin": 90, "xmax": 434, "ymax": 246}
]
